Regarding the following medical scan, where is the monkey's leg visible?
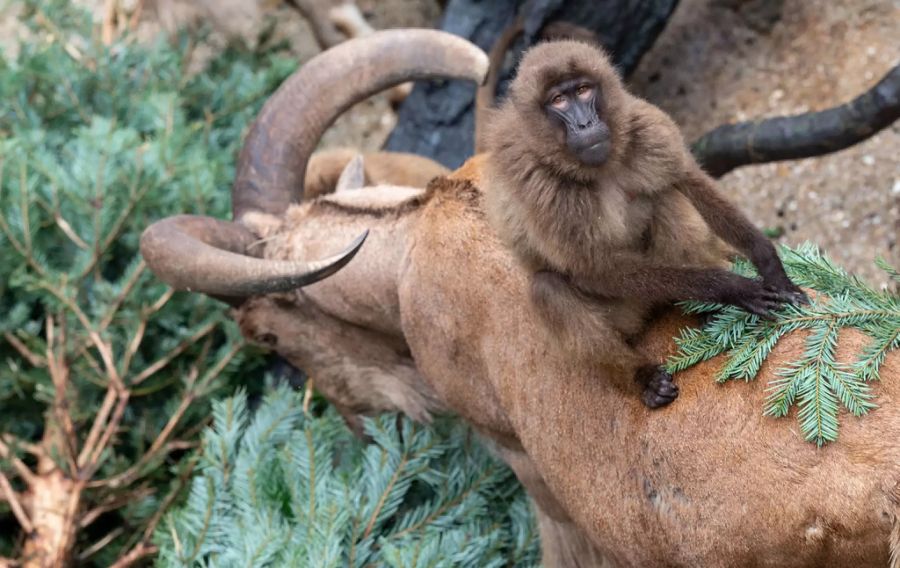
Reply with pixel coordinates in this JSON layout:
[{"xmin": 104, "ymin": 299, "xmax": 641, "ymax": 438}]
[{"xmin": 530, "ymin": 271, "xmax": 678, "ymax": 408}]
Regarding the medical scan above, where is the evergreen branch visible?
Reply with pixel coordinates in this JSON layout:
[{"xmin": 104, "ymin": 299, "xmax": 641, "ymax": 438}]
[
  {"xmin": 386, "ymin": 464, "xmax": 501, "ymax": 541},
  {"xmin": 876, "ymin": 257, "xmax": 900, "ymax": 283},
  {"xmin": 155, "ymin": 389, "xmax": 537, "ymax": 566},
  {"xmin": 855, "ymin": 328, "xmax": 900, "ymax": 382},
  {"xmin": 669, "ymin": 244, "xmax": 900, "ymax": 445}
]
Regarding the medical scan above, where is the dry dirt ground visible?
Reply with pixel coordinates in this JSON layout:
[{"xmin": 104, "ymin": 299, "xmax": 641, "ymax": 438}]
[
  {"xmin": 2, "ymin": 0, "xmax": 896, "ymax": 285},
  {"xmin": 630, "ymin": 0, "xmax": 899, "ymax": 287}
]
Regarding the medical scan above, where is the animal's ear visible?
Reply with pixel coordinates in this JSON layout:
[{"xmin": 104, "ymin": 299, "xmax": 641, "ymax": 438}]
[{"xmin": 336, "ymin": 154, "xmax": 367, "ymax": 192}]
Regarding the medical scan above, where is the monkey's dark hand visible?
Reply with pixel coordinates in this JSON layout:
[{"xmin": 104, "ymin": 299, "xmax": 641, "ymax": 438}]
[
  {"xmin": 751, "ymin": 246, "xmax": 810, "ymax": 306},
  {"xmin": 636, "ymin": 365, "xmax": 678, "ymax": 409},
  {"xmin": 718, "ymin": 274, "xmax": 798, "ymax": 319}
]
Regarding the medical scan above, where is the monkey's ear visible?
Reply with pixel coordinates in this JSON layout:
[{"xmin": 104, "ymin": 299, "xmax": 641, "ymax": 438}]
[{"xmin": 335, "ymin": 154, "xmax": 366, "ymax": 192}]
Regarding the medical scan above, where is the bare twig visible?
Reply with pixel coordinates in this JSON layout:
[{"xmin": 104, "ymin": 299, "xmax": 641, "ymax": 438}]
[
  {"xmin": 79, "ymin": 485, "xmax": 156, "ymax": 528},
  {"xmin": 1, "ymin": 435, "xmax": 43, "ymax": 458},
  {"xmin": 0, "ymin": 471, "xmax": 34, "ymax": 534},
  {"xmin": 45, "ymin": 316, "xmax": 80, "ymax": 473},
  {"xmin": 99, "ymin": 260, "xmax": 147, "ymax": 332},
  {"xmin": 128, "ymin": 0, "xmax": 146, "ymax": 31},
  {"xmin": 303, "ymin": 377, "xmax": 315, "ymax": 414},
  {"xmin": 102, "ymin": 0, "xmax": 118, "ymax": 45},
  {"xmin": 109, "ymin": 542, "xmax": 158, "ymax": 568},
  {"xmin": 285, "ymin": 0, "xmax": 346, "ymax": 49},
  {"xmin": 77, "ymin": 526, "xmax": 124, "ymax": 561},
  {"xmin": 693, "ymin": 62, "xmax": 900, "ymax": 177},
  {"xmin": 0, "ymin": 438, "xmax": 37, "ymax": 485},
  {"xmin": 3, "ymin": 332, "xmax": 47, "ymax": 368},
  {"xmin": 54, "ymin": 214, "xmax": 89, "ymax": 250},
  {"xmin": 141, "ymin": 453, "xmax": 199, "ymax": 541},
  {"xmin": 130, "ymin": 321, "xmax": 217, "ymax": 386}
]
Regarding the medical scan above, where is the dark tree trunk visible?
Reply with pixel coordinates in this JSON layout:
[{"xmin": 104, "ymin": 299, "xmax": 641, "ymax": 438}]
[{"xmin": 384, "ymin": 0, "xmax": 680, "ymax": 168}]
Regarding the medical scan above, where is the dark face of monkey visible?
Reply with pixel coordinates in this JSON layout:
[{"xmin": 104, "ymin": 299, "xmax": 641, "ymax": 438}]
[
  {"xmin": 498, "ymin": 40, "xmax": 629, "ymax": 179},
  {"xmin": 544, "ymin": 76, "xmax": 610, "ymax": 166}
]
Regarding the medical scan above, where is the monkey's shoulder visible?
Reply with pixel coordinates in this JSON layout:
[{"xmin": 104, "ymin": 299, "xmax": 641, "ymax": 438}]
[{"xmin": 620, "ymin": 99, "xmax": 691, "ymax": 177}]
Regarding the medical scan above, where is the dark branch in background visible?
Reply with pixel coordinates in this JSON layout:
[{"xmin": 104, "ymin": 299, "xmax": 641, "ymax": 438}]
[
  {"xmin": 693, "ymin": 62, "xmax": 900, "ymax": 178},
  {"xmin": 385, "ymin": 0, "xmax": 680, "ymax": 168}
]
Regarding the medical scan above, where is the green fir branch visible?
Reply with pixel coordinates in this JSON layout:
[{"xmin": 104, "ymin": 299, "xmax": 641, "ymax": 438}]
[
  {"xmin": 667, "ymin": 245, "xmax": 900, "ymax": 446},
  {"xmin": 154, "ymin": 386, "xmax": 539, "ymax": 567}
]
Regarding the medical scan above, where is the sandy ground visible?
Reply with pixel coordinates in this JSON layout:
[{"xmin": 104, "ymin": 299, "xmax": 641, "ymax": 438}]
[
  {"xmin": 630, "ymin": 0, "xmax": 899, "ymax": 287},
  {"xmin": 2, "ymin": 0, "xmax": 896, "ymax": 285}
]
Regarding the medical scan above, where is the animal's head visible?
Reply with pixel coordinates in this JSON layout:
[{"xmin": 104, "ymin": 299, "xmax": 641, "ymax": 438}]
[{"xmin": 140, "ymin": 30, "xmax": 489, "ymax": 305}]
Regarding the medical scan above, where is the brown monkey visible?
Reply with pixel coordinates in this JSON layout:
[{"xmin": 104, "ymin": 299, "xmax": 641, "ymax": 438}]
[{"xmin": 483, "ymin": 40, "xmax": 807, "ymax": 408}]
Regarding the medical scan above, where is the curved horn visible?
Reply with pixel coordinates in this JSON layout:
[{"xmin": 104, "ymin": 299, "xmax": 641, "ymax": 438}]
[
  {"xmin": 232, "ymin": 29, "xmax": 489, "ymax": 221},
  {"xmin": 140, "ymin": 215, "xmax": 368, "ymax": 297}
]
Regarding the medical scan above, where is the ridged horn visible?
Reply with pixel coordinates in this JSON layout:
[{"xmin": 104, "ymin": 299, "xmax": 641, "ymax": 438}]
[
  {"xmin": 232, "ymin": 28, "xmax": 489, "ymax": 221},
  {"xmin": 140, "ymin": 215, "xmax": 368, "ymax": 297}
]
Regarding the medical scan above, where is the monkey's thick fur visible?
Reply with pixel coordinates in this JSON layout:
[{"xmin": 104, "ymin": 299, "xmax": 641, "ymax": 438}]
[{"xmin": 483, "ymin": 40, "xmax": 799, "ymax": 403}]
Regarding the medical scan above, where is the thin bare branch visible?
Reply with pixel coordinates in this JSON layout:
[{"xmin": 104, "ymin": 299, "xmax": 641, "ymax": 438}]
[
  {"xmin": 46, "ymin": 316, "xmax": 80, "ymax": 471},
  {"xmin": 82, "ymin": 390, "xmax": 131, "ymax": 476},
  {"xmin": 90, "ymin": 390, "xmax": 194, "ymax": 489},
  {"xmin": 78, "ymin": 526, "xmax": 125, "ymax": 562},
  {"xmin": 3, "ymin": 332, "xmax": 47, "ymax": 368},
  {"xmin": 99, "ymin": 260, "xmax": 147, "ymax": 332},
  {"xmin": 693, "ymin": 62, "xmax": 900, "ymax": 177},
  {"xmin": 285, "ymin": 0, "xmax": 346, "ymax": 49},
  {"xmin": 142, "ymin": 453, "xmax": 199, "ymax": 541},
  {"xmin": 54, "ymin": 214, "xmax": 89, "ymax": 250},
  {"xmin": 102, "ymin": 0, "xmax": 118, "ymax": 46},
  {"xmin": 79, "ymin": 485, "xmax": 156, "ymax": 528},
  {"xmin": 130, "ymin": 321, "xmax": 217, "ymax": 386},
  {"xmin": 0, "ymin": 438, "xmax": 37, "ymax": 485},
  {"xmin": 109, "ymin": 542, "xmax": 158, "ymax": 568},
  {"xmin": 78, "ymin": 387, "xmax": 121, "ymax": 469},
  {"xmin": 0, "ymin": 471, "xmax": 34, "ymax": 534},
  {"xmin": 1, "ymin": 435, "xmax": 43, "ymax": 457}
]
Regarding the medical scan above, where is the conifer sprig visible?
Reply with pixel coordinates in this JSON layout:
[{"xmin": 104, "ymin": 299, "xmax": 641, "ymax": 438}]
[{"xmin": 666, "ymin": 244, "xmax": 900, "ymax": 446}]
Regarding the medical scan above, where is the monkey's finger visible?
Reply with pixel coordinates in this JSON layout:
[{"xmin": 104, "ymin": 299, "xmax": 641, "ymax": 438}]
[
  {"xmin": 742, "ymin": 301, "xmax": 777, "ymax": 319},
  {"xmin": 655, "ymin": 382, "xmax": 678, "ymax": 396},
  {"xmin": 763, "ymin": 285, "xmax": 810, "ymax": 306}
]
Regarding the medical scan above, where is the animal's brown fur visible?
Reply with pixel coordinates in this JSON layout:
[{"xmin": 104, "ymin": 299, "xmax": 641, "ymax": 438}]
[
  {"xmin": 483, "ymin": 40, "xmax": 799, "ymax": 404},
  {"xmin": 402, "ymin": 168, "xmax": 900, "ymax": 567},
  {"xmin": 228, "ymin": 164, "xmax": 900, "ymax": 566},
  {"xmin": 304, "ymin": 147, "xmax": 450, "ymax": 198}
]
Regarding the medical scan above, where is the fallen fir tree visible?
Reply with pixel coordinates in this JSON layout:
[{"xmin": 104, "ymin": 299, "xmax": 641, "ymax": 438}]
[
  {"xmin": 153, "ymin": 385, "xmax": 540, "ymax": 567},
  {"xmin": 0, "ymin": 2, "xmax": 285, "ymax": 564}
]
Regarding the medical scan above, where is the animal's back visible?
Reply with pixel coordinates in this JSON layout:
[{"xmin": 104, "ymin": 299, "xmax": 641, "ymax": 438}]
[{"xmin": 405, "ymin": 156, "xmax": 900, "ymax": 567}]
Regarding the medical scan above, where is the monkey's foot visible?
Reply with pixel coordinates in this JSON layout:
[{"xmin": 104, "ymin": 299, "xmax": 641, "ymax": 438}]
[{"xmin": 636, "ymin": 365, "xmax": 678, "ymax": 409}]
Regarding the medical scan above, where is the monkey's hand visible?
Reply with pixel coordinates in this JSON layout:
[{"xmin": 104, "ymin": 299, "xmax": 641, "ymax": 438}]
[
  {"xmin": 751, "ymin": 246, "xmax": 810, "ymax": 306},
  {"xmin": 717, "ymin": 274, "xmax": 800, "ymax": 318}
]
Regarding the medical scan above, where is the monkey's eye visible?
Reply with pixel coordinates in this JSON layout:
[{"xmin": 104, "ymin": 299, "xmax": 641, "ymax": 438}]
[
  {"xmin": 550, "ymin": 94, "xmax": 567, "ymax": 109},
  {"xmin": 575, "ymin": 84, "xmax": 593, "ymax": 99}
]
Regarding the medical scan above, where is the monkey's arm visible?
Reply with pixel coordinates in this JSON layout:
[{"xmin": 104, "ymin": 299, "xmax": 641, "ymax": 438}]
[
  {"xmin": 675, "ymin": 166, "xmax": 807, "ymax": 302},
  {"xmin": 575, "ymin": 253, "xmax": 793, "ymax": 318}
]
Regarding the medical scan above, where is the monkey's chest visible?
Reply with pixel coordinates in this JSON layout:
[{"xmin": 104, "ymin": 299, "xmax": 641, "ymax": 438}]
[{"xmin": 584, "ymin": 192, "xmax": 654, "ymax": 252}]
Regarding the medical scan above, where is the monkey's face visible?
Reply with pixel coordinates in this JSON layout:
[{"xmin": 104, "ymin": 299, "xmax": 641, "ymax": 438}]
[{"xmin": 544, "ymin": 76, "xmax": 610, "ymax": 166}]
